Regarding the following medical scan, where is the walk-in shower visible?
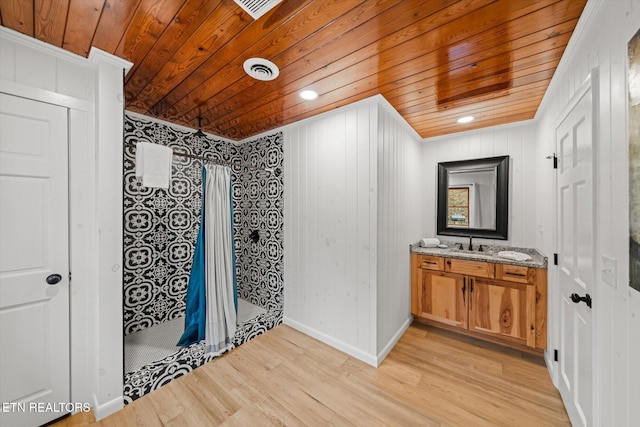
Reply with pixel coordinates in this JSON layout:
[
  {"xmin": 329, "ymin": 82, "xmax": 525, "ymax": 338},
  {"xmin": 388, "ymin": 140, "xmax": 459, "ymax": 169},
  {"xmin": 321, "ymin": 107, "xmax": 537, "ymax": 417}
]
[{"xmin": 122, "ymin": 114, "xmax": 284, "ymax": 402}]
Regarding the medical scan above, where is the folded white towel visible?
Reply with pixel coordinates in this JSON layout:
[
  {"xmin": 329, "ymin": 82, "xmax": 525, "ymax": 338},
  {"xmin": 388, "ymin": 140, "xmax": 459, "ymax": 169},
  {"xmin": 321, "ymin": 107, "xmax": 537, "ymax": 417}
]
[
  {"xmin": 497, "ymin": 251, "xmax": 532, "ymax": 262},
  {"xmin": 135, "ymin": 142, "xmax": 173, "ymax": 189},
  {"xmin": 420, "ymin": 237, "xmax": 440, "ymax": 248}
]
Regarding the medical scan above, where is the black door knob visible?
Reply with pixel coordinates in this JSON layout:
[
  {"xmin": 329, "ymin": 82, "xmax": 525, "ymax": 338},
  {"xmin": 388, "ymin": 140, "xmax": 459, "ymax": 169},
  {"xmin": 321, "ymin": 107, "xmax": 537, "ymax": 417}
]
[
  {"xmin": 570, "ymin": 293, "xmax": 592, "ymax": 308},
  {"xmin": 46, "ymin": 274, "xmax": 62, "ymax": 285}
]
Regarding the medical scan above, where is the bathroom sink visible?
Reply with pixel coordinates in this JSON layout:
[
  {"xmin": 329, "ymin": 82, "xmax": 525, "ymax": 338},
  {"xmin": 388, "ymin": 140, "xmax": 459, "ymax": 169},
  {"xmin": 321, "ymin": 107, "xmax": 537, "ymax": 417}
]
[
  {"xmin": 412, "ymin": 241, "xmax": 547, "ymax": 267},
  {"xmin": 445, "ymin": 247, "xmax": 497, "ymax": 261},
  {"xmin": 448, "ymin": 245, "xmax": 494, "ymax": 255}
]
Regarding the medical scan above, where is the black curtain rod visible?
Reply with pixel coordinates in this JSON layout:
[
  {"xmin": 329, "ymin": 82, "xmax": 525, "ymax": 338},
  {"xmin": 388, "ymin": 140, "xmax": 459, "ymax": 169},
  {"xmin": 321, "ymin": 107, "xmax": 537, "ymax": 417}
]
[{"xmin": 125, "ymin": 142, "xmax": 280, "ymax": 176}]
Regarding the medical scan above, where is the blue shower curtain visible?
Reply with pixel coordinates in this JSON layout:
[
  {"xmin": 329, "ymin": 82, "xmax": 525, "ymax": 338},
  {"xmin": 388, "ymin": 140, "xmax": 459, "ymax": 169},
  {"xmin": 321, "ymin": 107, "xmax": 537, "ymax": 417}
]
[
  {"xmin": 177, "ymin": 167, "xmax": 207, "ymax": 347},
  {"xmin": 178, "ymin": 165, "xmax": 237, "ymax": 347}
]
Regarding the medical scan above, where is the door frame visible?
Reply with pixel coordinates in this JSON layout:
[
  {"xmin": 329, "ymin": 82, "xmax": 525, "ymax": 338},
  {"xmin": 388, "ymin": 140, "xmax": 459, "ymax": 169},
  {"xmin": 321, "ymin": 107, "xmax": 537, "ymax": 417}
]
[
  {"xmin": 1, "ymin": 81, "xmax": 97, "ymax": 409},
  {"xmin": 552, "ymin": 67, "xmax": 600, "ymax": 425}
]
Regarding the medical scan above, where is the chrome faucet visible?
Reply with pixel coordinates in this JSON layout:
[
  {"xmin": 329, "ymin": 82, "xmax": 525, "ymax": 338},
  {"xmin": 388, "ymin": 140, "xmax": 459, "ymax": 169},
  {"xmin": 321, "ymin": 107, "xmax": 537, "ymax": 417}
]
[{"xmin": 469, "ymin": 235, "xmax": 473, "ymax": 251}]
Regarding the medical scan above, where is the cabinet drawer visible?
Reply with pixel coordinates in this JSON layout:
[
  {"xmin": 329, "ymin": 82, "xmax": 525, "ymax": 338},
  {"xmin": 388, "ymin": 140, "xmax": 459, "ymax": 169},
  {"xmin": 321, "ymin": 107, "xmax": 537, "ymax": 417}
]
[
  {"xmin": 445, "ymin": 258, "xmax": 495, "ymax": 278},
  {"xmin": 496, "ymin": 264, "xmax": 534, "ymax": 284},
  {"xmin": 419, "ymin": 255, "xmax": 444, "ymax": 271}
]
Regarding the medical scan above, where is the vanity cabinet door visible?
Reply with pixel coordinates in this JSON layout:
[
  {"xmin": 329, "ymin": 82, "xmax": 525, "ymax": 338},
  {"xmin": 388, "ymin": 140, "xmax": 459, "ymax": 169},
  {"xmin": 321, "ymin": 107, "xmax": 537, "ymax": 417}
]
[
  {"xmin": 468, "ymin": 278, "xmax": 537, "ymax": 347},
  {"xmin": 418, "ymin": 269, "xmax": 467, "ymax": 329}
]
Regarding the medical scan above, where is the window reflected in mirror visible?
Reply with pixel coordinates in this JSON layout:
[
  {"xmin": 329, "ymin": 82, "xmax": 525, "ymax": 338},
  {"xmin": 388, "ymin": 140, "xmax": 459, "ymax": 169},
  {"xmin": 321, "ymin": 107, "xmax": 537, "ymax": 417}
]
[{"xmin": 447, "ymin": 187, "xmax": 469, "ymax": 227}]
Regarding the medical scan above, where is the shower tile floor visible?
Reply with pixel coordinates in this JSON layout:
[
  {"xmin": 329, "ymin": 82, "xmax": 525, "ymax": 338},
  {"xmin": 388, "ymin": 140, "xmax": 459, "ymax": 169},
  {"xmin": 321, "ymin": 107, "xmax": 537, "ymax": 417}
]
[{"xmin": 125, "ymin": 299, "xmax": 266, "ymax": 374}]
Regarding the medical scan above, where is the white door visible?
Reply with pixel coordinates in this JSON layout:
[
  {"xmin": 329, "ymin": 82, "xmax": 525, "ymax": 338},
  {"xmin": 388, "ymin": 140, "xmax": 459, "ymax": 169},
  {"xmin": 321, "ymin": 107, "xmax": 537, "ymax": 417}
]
[
  {"xmin": 0, "ymin": 93, "xmax": 70, "ymax": 427},
  {"xmin": 556, "ymin": 80, "xmax": 594, "ymax": 427}
]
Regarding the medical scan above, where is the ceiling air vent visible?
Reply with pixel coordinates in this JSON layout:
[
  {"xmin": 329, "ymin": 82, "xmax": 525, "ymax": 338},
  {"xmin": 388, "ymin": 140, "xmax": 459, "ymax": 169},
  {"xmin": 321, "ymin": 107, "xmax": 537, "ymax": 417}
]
[
  {"xmin": 233, "ymin": 0, "xmax": 282, "ymax": 20},
  {"xmin": 243, "ymin": 58, "xmax": 279, "ymax": 81}
]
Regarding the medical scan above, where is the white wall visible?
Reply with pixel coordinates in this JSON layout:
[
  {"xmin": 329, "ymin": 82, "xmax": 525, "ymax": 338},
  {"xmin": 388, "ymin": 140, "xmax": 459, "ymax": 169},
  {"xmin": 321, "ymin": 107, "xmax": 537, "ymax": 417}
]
[
  {"xmin": 0, "ymin": 28, "xmax": 130, "ymax": 420},
  {"xmin": 91, "ymin": 51, "xmax": 129, "ymax": 417},
  {"xmin": 284, "ymin": 98, "xmax": 378, "ymax": 363},
  {"xmin": 284, "ymin": 96, "xmax": 421, "ymax": 365},
  {"xmin": 534, "ymin": 0, "xmax": 640, "ymax": 425},
  {"xmin": 376, "ymin": 101, "xmax": 422, "ymax": 357},
  {"xmin": 421, "ymin": 121, "xmax": 539, "ymax": 248}
]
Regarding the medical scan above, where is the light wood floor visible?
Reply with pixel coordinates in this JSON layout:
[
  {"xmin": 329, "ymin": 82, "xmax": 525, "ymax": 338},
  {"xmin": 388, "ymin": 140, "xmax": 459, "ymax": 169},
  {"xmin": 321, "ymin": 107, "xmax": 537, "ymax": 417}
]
[{"xmin": 55, "ymin": 323, "xmax": 570, "ymax": 426}]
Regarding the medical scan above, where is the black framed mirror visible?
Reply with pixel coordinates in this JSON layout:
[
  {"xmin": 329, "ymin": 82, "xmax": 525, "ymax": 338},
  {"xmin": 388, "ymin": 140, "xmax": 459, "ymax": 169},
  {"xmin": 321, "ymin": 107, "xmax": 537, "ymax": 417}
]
[{"xmin": 437, "ymin": 155, "xmax": 509, "ymax": 240}]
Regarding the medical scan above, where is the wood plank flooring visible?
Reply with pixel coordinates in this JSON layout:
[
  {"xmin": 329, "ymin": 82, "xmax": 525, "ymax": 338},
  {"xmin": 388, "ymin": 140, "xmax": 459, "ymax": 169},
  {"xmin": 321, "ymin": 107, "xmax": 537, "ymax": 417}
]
[{"xmin": 56, "ymin": 323, "xmax": 570, "ymax": 426}]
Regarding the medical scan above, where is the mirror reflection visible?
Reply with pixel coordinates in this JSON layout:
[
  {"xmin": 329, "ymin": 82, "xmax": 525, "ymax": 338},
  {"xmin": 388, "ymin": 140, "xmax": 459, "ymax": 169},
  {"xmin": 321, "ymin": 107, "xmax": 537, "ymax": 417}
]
[
  {"xmin": 446, "ymin": 167, "xmax": 497, "ymax": 229},
  {"xmin": 437, "ymin": 156, "xmax": 509, "ymax": 240}
]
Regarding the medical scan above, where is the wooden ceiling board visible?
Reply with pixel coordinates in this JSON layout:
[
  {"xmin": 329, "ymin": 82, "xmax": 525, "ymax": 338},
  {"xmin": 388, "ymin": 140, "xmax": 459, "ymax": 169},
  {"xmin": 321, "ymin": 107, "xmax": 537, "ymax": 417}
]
[
  {"xmin": 139, "ymin": 0, "xmax": 317, "ymax": 117},
  {"xmin": 336, "ymin": 25, "xmax": 571, "ymax": 118},
  {"xmin": 403, "ymin": 84, "xmax": 550, "ymax": 127},
  {"xmin": 179, "ymin": 0, "xmax": 453, "ymax": 127},
  {"xmin": 407, "ymin": 83, "xmax": 549, "ymax": 122},
  {"xmin": 63, "ymin": 0, "xmax": 106, "ymax": 56},
  {"xmin": 210, "ymin": 38, "xmax": 568, "ymax": 136},
  {"xmin": 189, "ymin": 0, "xmax": 500, "ymax": 136},
  {"xmin": 112, "ymin": 0, "xmax": 185, "ymax": 72},
  {"xmin": 92, "ymin": 0, "xmax": 142, "ymax": 54},
  {"xmin": 124, "ymin": 0, "xmax": 225, "ymax": 97},
  {"xmin": 0, "ymin": 0, "xmax": 588, "ymax": 140},
  {"xmin": 148, "ymin": 0, "xmax": 359, "ymax": 120},
  {"xmin": 34, "ymin": 0, "xmax": 69, "ymax": 47},
  {"xmin": 168, "ymin": 0, "xmax": 412, "ymax": 130},
  {"xmin": 0, "ymin": 0, "xmax": 34, "ymax": 35},
  {"xmin": 199, "ymin": 0, "xmax": 582, "ymax": 138},
  {"xmin": 377, "ymin": 16, "xmax": 579, "ymax": 100}
]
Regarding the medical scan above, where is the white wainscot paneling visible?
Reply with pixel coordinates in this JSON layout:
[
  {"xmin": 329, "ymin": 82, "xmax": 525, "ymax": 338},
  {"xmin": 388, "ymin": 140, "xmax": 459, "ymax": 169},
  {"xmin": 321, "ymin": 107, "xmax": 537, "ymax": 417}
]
[
  {"xmin": 0, "ymin": 27, "xmax": 95, "ymax": 102},
  {"xmin": 285, "ymin": 101, "xmax": 376, "ymax": 360},
  {"xmin": 0, "ymin": 27, "xmax": 130, "ymax": 421},
  {"xmin": 284, "ymin": 96, "xmax": 421, "ymax": 365},
  {"xmin": 533, "ymin": 1, "xmax": 640, "ymax": 425},
  {"xmin": 376, "ymin": 104, "xmax": 422, "ymax": 357}
]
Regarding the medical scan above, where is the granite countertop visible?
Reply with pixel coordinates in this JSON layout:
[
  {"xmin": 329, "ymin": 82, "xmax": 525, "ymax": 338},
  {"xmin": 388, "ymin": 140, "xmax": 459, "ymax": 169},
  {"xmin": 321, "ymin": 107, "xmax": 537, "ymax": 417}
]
[{"xmin": 410, "ymin": 240, "xmax": 548, "ymax": 268}]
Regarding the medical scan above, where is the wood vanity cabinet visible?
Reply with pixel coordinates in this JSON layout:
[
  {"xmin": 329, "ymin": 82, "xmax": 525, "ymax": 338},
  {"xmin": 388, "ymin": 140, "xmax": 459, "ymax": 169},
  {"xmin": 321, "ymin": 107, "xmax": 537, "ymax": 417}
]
[
  {"xmin": 417, "ymin": 269, "xmax": 467, "ymax": 329},
  {"xmin": 411, "ymin": 253, "xmax": 547, "ymax": 352}
]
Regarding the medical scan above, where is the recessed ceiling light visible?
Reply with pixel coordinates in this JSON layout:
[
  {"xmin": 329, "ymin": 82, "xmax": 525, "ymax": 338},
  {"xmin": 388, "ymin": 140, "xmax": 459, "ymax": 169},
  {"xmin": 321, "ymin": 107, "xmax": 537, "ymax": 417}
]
[
  {"xmin": 300, "ymin": 90, "xmax": 318, "ymax": 100},
  {"xmin": 457, "ymin": 116, "xmax": 474, "ymax": 124}
]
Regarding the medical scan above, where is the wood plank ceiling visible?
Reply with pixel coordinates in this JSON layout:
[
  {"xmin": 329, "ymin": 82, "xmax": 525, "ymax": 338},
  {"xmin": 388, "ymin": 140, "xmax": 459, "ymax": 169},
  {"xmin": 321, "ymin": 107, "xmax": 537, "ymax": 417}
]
[{"xmin": 0, "ymin": 0, "xmax": 587, "ymax": 141}]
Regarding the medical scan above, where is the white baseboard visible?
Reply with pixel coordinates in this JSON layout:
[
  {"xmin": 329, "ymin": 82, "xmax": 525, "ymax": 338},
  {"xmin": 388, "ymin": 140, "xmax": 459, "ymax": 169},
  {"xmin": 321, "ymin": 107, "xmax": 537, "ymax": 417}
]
[
  {"xmin": 283, "ymin": 317, "xmax": 378, "ymax": 366},
  {"xmin": 376, "ymin": 316, "xmax": 412, "ymax": 366},
  {"xmin": 544, "ymin": 348, "xmax": 559, "ymax": 389},
  {"xmin": 92, "ymin": 395, "xmax": 123, "ymax": 421},
  {"xmin": 283, "ymin": 316, "xmax": 412, "ymax": 367}
]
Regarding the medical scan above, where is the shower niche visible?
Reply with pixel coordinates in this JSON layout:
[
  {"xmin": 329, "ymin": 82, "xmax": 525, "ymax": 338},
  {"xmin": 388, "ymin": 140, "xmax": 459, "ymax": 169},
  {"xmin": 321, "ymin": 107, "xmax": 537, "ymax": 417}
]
[{"xmin": 122, "ymin": 114, "xmax": 284, "ymax": 402}]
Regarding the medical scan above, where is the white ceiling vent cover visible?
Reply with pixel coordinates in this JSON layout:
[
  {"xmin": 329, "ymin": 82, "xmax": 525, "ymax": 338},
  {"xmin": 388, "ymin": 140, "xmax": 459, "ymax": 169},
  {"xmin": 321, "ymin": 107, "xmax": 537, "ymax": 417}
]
[
  {"xmin": 233, "ymin": 0, "xmax": 282, "ymax": 20},
  {"xmin": 243, "ymin": 58, "xmax": 280, "ymax": 81}
]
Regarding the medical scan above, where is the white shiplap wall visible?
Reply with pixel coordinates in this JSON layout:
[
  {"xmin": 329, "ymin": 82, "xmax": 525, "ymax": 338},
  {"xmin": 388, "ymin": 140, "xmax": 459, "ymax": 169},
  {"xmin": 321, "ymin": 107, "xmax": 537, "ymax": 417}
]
[
  {"xmin": 0, "ymin": 28, "xmax": 130, "ymax": 419},
  {"xmin": 0, "ymin": 29, "xmax": 94, "ymax": 101},
  {"xmin": 284, "ymin": 96, "xmax": 422, "ymax": 364},
  {"xmin": 376, "ymin": 102, "xmax": 422, "ymax": 356},
  {"xmin": 420, "ymin": 122, "xmax": 539, "ymax": 249},
  {"xmin": 534, "ymin": 0, "xmax": 640, "ymax": 425},
  {"xmin": 284, "ymin": 100, "xmax": 378, "ymax": 362}
]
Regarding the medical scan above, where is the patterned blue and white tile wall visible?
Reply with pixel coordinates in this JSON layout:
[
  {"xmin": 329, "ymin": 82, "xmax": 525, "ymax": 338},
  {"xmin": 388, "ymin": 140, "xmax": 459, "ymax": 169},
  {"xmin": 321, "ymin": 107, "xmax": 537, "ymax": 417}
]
[
  {"xmin": 122, "ymin": 113, "xmax": 283, "ymax": 335},
  {"xmin": 234, "ymin": 132, "xmax": 284, "ymax": 313}
]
